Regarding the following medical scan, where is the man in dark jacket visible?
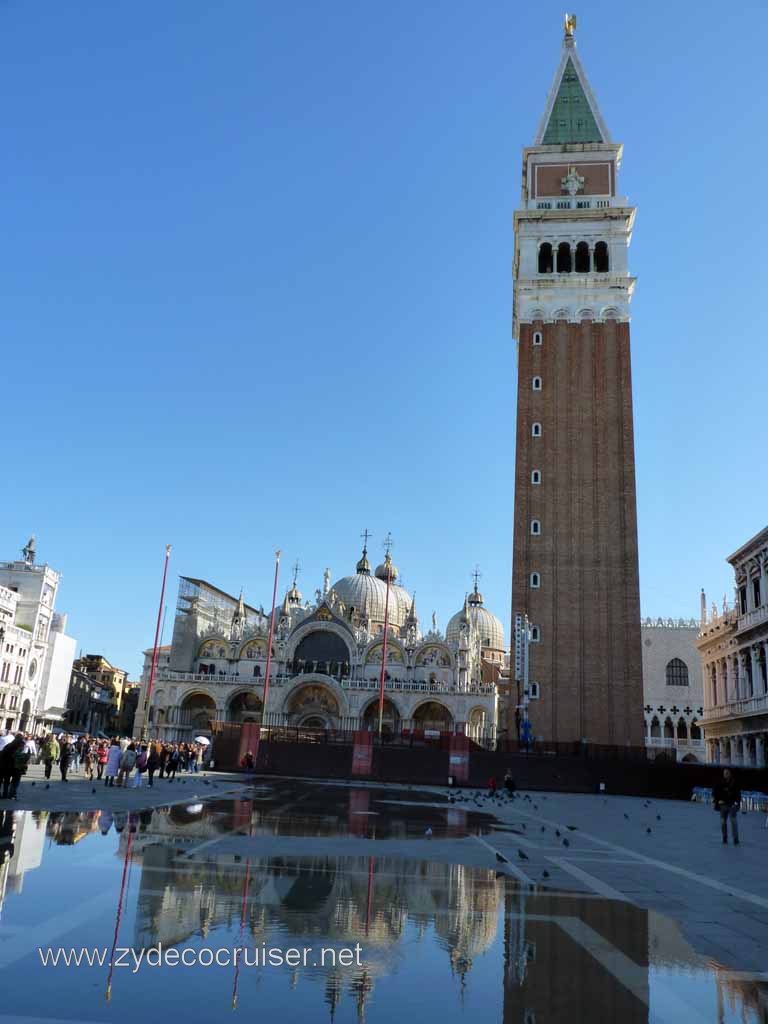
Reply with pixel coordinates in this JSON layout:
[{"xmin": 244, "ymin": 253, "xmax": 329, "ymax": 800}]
[{"xmin": 713, "ymin": 768, "xmax": 741, "ymax": 845}]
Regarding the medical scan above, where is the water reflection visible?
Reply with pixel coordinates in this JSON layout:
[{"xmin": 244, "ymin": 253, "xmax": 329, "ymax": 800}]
[{"xmin": 0, "ymin": 794, "xmax": 763, "ymax": 1022}]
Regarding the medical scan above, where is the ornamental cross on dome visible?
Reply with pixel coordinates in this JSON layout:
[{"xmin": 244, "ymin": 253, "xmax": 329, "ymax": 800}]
[{"xmin": 561, "ymin": 166, "xmax": 585, "ymax": 196}]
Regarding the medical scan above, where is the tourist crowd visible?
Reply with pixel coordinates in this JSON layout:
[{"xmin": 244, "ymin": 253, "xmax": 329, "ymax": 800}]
[{"xmin": 0, "ymin": 730, "xmax": 210, "ymax": 799}]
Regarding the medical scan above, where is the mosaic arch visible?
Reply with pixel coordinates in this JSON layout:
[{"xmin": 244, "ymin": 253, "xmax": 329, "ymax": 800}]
[
  {"xmin": 415, "ymin": 645, "xmax": 451, "ymax": 668},
  {"xmin": 287, "ymin": 684, "xmax": 340, "ymax": 718},
  {"xmin": 198, "ymin": 638, "xmax": 229, "ymax": 659},
  {"xmin": 240, "ymin": 639, "xmax": 266, "ymax": 660},
  {"xmin": 365, "ymin": 642, "xmax": 404, "ymax": 665}
]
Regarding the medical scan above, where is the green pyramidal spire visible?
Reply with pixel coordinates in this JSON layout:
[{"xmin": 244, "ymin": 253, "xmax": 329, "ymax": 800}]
[{"xmin": 542, "ymin": 57, "xmax": 603, "ymax": 144}]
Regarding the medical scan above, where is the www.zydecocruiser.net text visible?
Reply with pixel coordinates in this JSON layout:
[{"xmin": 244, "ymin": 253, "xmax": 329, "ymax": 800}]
[{"xmin": 38, "ymin": 943, "xmax": 365, "ymax": 972}]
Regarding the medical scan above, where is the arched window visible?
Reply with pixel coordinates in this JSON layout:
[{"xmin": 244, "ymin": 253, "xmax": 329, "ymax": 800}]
[
  {"xmin": 690, "ymin": 720, "xmax": 701, "ymax": 740},
  {"xmin": 532, "ymin": 422, "xmax": 542, "ymax": 437},
  {"xmin": 531, "ymin": 470, "xmax": 541, "ymax": 485},
  {"xmin": 529, "ymin": 682, "xmax": 540, "ymax": 699},
  {"xmin": 594, "ymin": 241, "xmax": 609, "ymax": 272},
  {"xmin": 663, "ymin": 717, "xmax": 674, "ymax": 739},
  {"xmin": 532, "ymin": 376, "xmax": 542, "ymax": 391},
  {"xmin": 676, "ymin": 717, "xmax": 688, "ymax": 740},
  {"xmin": 531, "ymin": 519, "xmax": 541, "ymax": 535},
  {"xmin": 575, "ymin": 241, "xmax": 590, "ymax": 273},
  {"xmin": 530, "ymin": 625, "xmax": 540, "ymax": 642},
  {"xmin": 530, "ymin": 572, "xmax": 540, "ymax": 589},
  {"xmin": 538, "ymin": 243, "xmax": 553, "ymax": 274},
  {"xmin": 533, "ymin": 331, "xmax": 543, "ymax": 346},
  {"xmin": 650, "ymin": 716, "xmax": 661, "ymax": 738},
  {"xmin": 556, "ymin": 242, "xmax": 572, "ymax": 273},
  {"xmin": 665, "ymin": 658, "xmax": 689, "ymax": 686}
]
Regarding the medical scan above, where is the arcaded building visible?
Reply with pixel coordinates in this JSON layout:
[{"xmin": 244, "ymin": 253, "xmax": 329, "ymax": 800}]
[
  {"xmin": 698, "ymin": 526, "xmax": 768, "ymax": 767},
  {"xmin": 133, "ymin": 542, "xmax": 505, "ymax": 743},
  {"xmin": 510, "ymin": 21, "xmax": 643, "ymax": 745}
]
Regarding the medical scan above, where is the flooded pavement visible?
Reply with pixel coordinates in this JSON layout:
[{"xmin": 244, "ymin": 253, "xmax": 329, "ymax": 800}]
[{"xmin": 0, "ymin": 787, "xmax": 765, "ymax": 1022}]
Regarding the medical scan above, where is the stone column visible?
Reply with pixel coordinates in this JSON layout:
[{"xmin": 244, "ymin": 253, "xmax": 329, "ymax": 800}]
[
  {"xmin": 743, "ymin": 736, "xmax": 754, "ymax": 767},
  {"xmin": 730, "ymin": 737, "xmax": 740, "ymax": 765},
  {"xmin": 762, "ymin": 641, "xmax": 768, "ymax": 694},
  {"xmin": 751, "ymin": 646, "xmax": 761, "ymax": 698},
  {"xmin": 756, "ymin": 735, "xmax": 766, "ymax": 769},
  {"xmin": 745, "ymin": 569, "xmax": 754, "ymax": 612},
  {"xmin": 730, "ymin": 654, "xmax": 739, "ymax": 700}
]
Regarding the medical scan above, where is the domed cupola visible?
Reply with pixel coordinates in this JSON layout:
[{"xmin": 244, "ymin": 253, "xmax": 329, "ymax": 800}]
[
  {"xmin": 329, "ymin": 540, "xmax": 413, "ymax": 629},
  {"xmin": 446, "ymin": 573, "xmax": 505, "ymax": 651},
  {"xmin": 374, "ymin": 552, "xmax": 398, "ymax": 583}
]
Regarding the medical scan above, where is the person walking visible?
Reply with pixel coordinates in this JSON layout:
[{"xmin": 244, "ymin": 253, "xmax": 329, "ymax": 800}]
[
  {"xmin": 96, "ymin": 742, "xmax": 108, "ymax": 780},
  {"xmin": 40, "ymin": 733, "xmax": 60, "ymax": 781},
  {"xmin": 133, "ymin": 745, "xmax": 148, "ymax": 788},
  {"xmin": 118, "ymin": 744, "xmax": 137, "ymax": 788},
  {"xmin": 0, "ymin": 735, "xmax": 27, "ymax": 799},
  {"xmin": 104, "ymin": 738, "xmax": 122, "ymax": 787},
  {"xmin": 713, "ymin": 768, "xmax": 742, "ymax": 845},
  {"xmin": 147, "ymin": 743, "xmax": 160, "ymax": 787},
  {"xmin": 504, "ymin": 770, "xmax": 516, "ymax": 796},
  {"xmin": 82, "ymin": 742, "xmax": 94, "ymax": 782},
  {"xmin": 58, "ymin": 736, "xmax": 74, "ymax": 782},
  {"xmin": 166, "ymin": 746, "xmax": 179, "ymax": 781}
]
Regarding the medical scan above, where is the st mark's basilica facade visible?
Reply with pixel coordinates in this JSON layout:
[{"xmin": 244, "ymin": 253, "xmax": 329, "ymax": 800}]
[{"xmin": 133, "ymin": 543, "xmax": 505, "ymax": 742}]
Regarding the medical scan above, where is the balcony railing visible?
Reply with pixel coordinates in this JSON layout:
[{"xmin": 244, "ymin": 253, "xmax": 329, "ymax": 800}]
[
  {"xmin": 154, "ymin": 669, "xmax": 495, "ymax": 696},
  {"xmin": 736, "ymin": 604, "xmax": 768, "ymax": 634},
  {"xmin": 701, "ymin": 692, "xmax": 768, "ymax": 722}
]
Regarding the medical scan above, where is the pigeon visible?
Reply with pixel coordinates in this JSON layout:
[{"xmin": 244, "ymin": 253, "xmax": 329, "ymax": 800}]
[
  {"xmin": 646, "ymin": 828, "xmax": 652, "ymax": 835},
  {"xmin": 540, "ymin": 826, "xmax": 546, "ymax": 832},
  {"xmin": 555, "ymin": 830, "xmax": 561, "ymax": 838},
  {"xmin": 566, "ymin": 826, "xmax": 578, "ymax": 831},
  {"xmin": 623, "ymin": 813, "xmax": 629, "ymax": 820},
  {"xmin": 656, "ymin": 815, "xmax": 661, "ymax": 821},
  {"xmin": 31, "ymin": 782, "xmax": 35, "ymax": 786},
  {"xmin": 562, "ymin": 838, "xmax": 570, "ymax": 847},
  {"xmin": 522, "ymin": 824, "xmax": 527, "ymax": 830},
  {"xmin": 425, "ymin": 827, "xmax": 433, "ymax": 838},
  {"xmin": 542, "ymin": 870, "xmax": 550, "ymax": 878},
  {"xmin": 45, "ymin": 784, "xmax": 50, "ymax": 790},
  {"xmin": 517, "ymin": 850, "xmax": 529, "ymax": 861},
  {"xmin": 533, "ymin": 804, "xmax": 538, "ymax": 810},
  {"xmin": 496, "ymin": 852, "xmax": 509, "ymax": 863},
  {"xmin": 92, "ymin": 788, "xmax": 96, "ymax": 794}
]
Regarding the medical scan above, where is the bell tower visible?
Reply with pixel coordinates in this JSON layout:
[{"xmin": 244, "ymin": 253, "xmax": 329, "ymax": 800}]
[{"xmin": 510, "ymin": 16, "xmax": 643, "ymax": 746}]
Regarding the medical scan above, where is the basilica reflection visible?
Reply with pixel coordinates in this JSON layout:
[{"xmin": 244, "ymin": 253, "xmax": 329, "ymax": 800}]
[{"xmin": 0, "ymin": 796, "xmax": 765, "ymax": 1023}]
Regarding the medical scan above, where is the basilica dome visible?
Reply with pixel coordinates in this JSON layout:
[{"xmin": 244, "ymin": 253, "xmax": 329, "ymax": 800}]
[
  {"xmin": 330, "ymin": 548, "xmax": 412, "ymax": 628},
  {"xmin": 446, "ymin": 586, "xmax": 505, "ymax": 651}
]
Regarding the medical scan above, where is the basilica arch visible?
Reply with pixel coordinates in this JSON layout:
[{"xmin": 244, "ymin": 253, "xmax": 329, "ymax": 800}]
[
  {"xmin": 287, "ymin": 626, "xmax": 352, "ymax": 678},
  {"xmin": 412, "ymin": 700, "xmax": 453, "ymax": 731},
  {"xmin": 227, "ymin": 689, "xmax": 263, "ymax": 724},
  {"xmin": 284, "ymin": 682, "xmax": 343, "ymax": 728},
  {"xmin": 362, "ymin": 697, "xmax": 401, "ymax": 732},
  {"xmin": 180, "ymin": 691, "xmax": 218, "ymax": 732}
]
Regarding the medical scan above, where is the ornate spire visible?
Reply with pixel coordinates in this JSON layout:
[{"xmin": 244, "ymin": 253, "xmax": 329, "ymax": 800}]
[
  {"xmin": 468, "ymin": 566, "xmax": 484, "ymax": 606},
  {"xmin": 405, "ymin": 594, "xmax": 418, "ymax": 624},
  {"xmin": 534, "ymin": 16, "xmax": 610, "ymax": 145}
]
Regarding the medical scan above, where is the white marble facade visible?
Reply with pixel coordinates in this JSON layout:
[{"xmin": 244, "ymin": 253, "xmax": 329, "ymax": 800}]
[
  {"xmin": 641, "ymin": 619, "xmax": 705, "ymax": 762},
  {"xmin": 134, "ymin": 545, "xmax": 505, "ymax": 743},
  {"xmin": 698, "ymin": 527, "xmax": 768, "ymax": 768}
]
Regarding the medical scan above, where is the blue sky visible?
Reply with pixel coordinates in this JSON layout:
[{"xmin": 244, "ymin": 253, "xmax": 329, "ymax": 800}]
[{"xmin": 2, "ymin": 1, "xmax": 765, "ymax": 678}]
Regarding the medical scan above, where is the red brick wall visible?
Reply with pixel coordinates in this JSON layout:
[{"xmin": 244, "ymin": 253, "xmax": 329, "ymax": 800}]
[
  {"xmin": 510, "ymin": 318, "xmax": 643, "ymax": 745},
  {"xmin": 534, "ymin": 162, "xmax": 613, "ymax": 197}
]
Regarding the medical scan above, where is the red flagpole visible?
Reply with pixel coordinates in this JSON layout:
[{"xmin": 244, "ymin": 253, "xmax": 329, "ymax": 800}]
[
  {"xmin": 105, "ymin": 831, "xmax": 133, "ymax": 1002},
  {"xmin": 141, "ymin": 544, "xmax": 171, "ymax": 741},
  {"xmin": 377, "ymin": 562, "xmax": 391, "ymax": 737},
  {"xmin": 260, "ymin": 550, "xmax": 282, "ymax": 733}
]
